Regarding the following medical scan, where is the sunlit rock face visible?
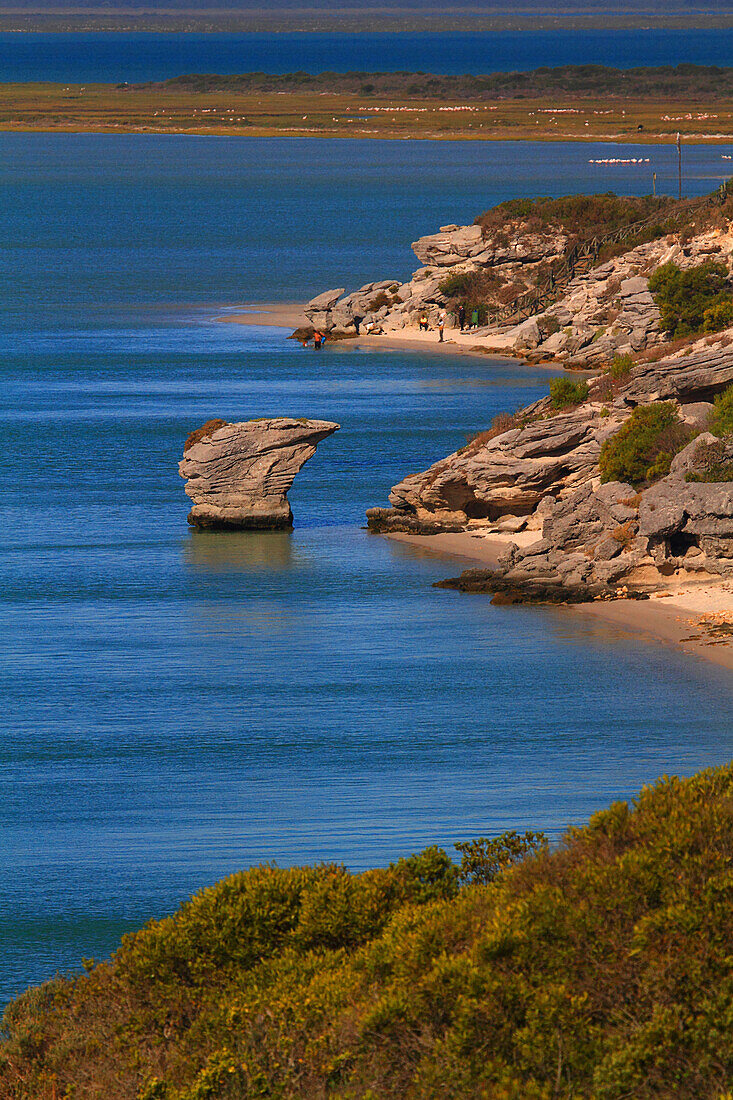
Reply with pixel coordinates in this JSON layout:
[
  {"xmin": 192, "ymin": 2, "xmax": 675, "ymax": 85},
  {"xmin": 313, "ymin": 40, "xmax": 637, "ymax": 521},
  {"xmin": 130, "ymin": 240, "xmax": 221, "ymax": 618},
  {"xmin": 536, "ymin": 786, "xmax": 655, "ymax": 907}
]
[{"xmin": 179, "ymin": 417, "xmax": 339, "ymax": 530}]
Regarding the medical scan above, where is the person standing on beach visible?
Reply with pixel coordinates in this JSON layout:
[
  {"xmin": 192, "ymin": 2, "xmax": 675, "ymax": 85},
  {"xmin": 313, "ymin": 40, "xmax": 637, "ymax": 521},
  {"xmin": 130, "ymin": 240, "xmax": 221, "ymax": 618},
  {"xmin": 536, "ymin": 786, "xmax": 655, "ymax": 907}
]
[
  {"xmin": 437, "ymin": 310, "xmax": 446, "ymax": 342},
  {"xmin": 458, "ymin": 304, "xmax": 466, "ymax": 331}
]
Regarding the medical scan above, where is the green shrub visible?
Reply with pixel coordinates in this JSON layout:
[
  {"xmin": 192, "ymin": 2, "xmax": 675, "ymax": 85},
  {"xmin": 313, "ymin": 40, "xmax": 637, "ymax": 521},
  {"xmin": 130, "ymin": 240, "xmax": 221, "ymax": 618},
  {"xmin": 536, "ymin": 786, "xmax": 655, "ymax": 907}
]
[
  {"xmin": 710, "ymin": 383, "xmax": 733, "ymax": 436},
  {"xmin": 703, "ymin": 297, "xmax": 733, "ymax": 332},
  {"xmin": 549, "ymin": 376, "xmax": 589, "ymax": 408},
  {"xmin": 606, "ymin": 352, "xmax": 635, "ymax": 380},
  {"xmin": 686, "ymin": 462, "xmax": 733, "ymax": 482},
  {"xmin": 439, "ymin": 270, "xmax": 498, "ymax": 318},
  {"xmin": 599, "ymin": 402, "xmax": 694, "ymax": 485},
  {"xmin": 648, "ymin": 260, "xmax": 732, "ymax": 338},
  {"xmin": 455, "ymin": 831, "xmax": 547, "ymax": 886}
]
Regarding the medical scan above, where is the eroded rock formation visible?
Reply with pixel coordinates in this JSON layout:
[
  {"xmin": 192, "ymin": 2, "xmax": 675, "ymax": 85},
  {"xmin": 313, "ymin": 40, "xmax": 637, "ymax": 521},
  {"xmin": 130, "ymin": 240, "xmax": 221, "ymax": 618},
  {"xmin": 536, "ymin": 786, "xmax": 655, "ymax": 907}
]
[
  {"xmin": 369, "ymin": 340, "xmax": 733, "ymax": 600},
  {"xmin": 300, "ymin": 211, "xmax": 733, "ymax": 368},
  {"xmin": 180, "ymin": 417, "xmax": 339, "ymax": 530}
]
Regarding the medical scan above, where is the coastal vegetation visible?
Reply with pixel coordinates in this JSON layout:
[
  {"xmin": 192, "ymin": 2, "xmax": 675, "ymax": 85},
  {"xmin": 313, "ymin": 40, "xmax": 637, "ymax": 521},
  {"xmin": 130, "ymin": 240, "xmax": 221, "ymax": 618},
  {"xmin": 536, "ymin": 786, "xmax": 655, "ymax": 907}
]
[
  {"xmin": 711, "ymin": 383, "xmax": 733, "ymax": 436},
  {"xmin": 549, "ymin": 376, "xmax": 589, "ymax": 408},
  {"xmin": 648, "ymin": 260, "xmax": 733, "ymax": 337},
  {"xmin": 599, "ymin": 402, "xmax": 694, "ymax": 485},
  {"xmin": 5, "ymin": 65, "xmax": 733, "ymax": 140},
  {"xmin": 4, "ymin": 11, "xmax": 733, "ymax": 34},
  {"xmin": 3, "ymin": 764, "xmax": 733, "ymax": 1098},
  {"xmin": 606, "ymin": 352, "xmax": 636, "ymax": 380},
  {"xmin": 475, "ymin": 192, "xmax": 676, "ymax": 242},
  {"xmin": 148, "ymin": 65, "xmax": 733, "ymax": 102}
]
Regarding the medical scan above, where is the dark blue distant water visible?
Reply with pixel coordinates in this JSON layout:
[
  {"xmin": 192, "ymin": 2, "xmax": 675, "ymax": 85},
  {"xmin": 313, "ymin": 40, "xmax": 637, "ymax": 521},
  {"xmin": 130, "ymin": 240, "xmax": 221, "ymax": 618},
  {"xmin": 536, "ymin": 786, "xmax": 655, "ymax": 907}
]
[
  {"xmin": 2, "ymin": 133, "xmax": 733, "ymax": 1007},
  {"xmin": 1, "ymin": 28, "xmax": 733, "ymax": 83}
]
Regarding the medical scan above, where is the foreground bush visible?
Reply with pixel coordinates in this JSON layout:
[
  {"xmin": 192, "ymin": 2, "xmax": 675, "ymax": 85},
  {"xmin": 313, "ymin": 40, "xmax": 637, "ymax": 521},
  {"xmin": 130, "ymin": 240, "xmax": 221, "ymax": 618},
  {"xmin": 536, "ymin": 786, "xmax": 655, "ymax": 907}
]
[
  {"xmin": 711, "ymin": 383, "xmax": 733, "ymax": 437},
  {"xmin": 549, "ymin": 376, "xmax": 589, "ymax": 408},
  {"xmin": 648, "ymin": 260, "xmax": 733, "ymax": 338},
  {"xmin": 3, "ymin": 764, "xmax": 733, "ymax": 1099},
  {"xmin": 599, "ymin": 401, "xmax": 694, "ymax": 485}
]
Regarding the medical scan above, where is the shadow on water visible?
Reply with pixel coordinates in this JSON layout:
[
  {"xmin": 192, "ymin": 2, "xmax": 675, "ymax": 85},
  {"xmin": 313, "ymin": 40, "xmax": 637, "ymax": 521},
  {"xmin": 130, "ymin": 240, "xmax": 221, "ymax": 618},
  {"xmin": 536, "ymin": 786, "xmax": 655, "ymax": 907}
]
[{"xmin": 183, "ymin": 529, "xmax": 296, "ymax": 573}]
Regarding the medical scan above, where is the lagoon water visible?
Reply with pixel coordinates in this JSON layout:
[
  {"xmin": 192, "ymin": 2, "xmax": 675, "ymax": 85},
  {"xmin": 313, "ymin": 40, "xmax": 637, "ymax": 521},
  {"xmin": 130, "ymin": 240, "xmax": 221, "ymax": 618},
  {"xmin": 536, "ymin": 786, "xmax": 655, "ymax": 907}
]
[
  {"xmin": 3, "ymin": 29, "xmax": 733, "ymax": 83},
  {"xmin": 2, "ymin": 133, "xmax": 733, "ymax": 1006}
]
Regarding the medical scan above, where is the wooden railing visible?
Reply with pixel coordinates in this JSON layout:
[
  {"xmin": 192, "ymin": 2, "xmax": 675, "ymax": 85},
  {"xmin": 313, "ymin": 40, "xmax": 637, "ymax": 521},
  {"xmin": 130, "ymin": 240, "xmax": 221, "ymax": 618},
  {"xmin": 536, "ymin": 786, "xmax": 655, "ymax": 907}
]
[{"xmin": 484, "ymin": 181, "xmax": 730, "ymax": 327}]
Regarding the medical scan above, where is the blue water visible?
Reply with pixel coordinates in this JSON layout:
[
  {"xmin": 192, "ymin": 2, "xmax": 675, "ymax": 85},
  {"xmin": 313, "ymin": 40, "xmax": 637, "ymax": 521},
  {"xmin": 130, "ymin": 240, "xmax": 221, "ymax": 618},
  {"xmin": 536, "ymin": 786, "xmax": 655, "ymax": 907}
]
[
  {"xmin": 2, "ymin": 28, "xmax": 733, "ymax": 83},
  {"xmin": 2, "ymin": 134, "xmax": 733, "ymax": 1007}
]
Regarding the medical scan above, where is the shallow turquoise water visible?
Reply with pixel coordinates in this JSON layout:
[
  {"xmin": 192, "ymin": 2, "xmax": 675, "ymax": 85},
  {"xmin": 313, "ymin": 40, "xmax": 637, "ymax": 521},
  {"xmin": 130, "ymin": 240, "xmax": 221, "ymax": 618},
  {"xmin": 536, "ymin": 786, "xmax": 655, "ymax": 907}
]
[{"xmin": 1, "ymin": 135, "xmax": 733, "ymax": 1006}]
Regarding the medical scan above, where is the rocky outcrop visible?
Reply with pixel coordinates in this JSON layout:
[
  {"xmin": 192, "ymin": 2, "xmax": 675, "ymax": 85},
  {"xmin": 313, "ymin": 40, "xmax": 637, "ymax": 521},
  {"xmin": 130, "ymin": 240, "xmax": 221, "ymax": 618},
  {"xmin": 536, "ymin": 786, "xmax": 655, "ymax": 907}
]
[
  {"xmin": 370, "ymin": 401, "xmax": 626, "ymax": 532},
  {"xmin": 300, "ymin": 211, "xmax": 733, "ymax": 367},
  {"xmin": 439, "ymin": 480, "xmax": 646, "ymax": 602},
  {"xmin": 369, "ymin": 339, "xmax": 733, "ymax": 539},
  {"xmin": 621, "ymin": 345, "xmax": 733, "ymax": 404},
  {"xmin": 449, "ymin": 432, "xmax": 733, "ymax": 601},
  {"xmin": 369, "ymin": 335, "xmax": 733, "ymax": 600},
  {"xmin": 639, "ymin": 433, "xmax": 733, "ymax": 574},
  {"xmin": 411, "ymin": 222, "xmax": 566, "ymax": 268},
  {"xmin": 302, "ymin": 220, "xmax": 570, "ymax": 338},
  {"xmin": 180, "ymin": 417, "xmax": 339, "ymax": 529},
  {"xmin": 304, "ymin": 280, "xmax": 404, "ymax": 336}
]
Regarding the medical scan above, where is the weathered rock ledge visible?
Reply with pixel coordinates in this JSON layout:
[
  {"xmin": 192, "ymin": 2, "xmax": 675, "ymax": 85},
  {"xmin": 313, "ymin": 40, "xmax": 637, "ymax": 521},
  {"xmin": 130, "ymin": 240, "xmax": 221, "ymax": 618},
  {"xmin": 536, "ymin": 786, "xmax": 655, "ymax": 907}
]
[
  {"xmin": 179, "ymin": 417, "xmax": 339, "ymax": 530},
  {"xmin": 367, "ymin": 341, "xmax": 733, "ymax": 602}
]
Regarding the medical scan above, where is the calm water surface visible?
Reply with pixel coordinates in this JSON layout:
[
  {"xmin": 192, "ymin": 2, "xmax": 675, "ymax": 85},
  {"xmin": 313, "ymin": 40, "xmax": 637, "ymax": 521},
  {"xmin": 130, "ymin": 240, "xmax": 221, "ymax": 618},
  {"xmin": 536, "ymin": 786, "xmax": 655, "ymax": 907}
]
[
  {"xmin": 2, "ymin": 134, "xmax": 733, "ymax": 1005},
  {"xmin": 3, "ymin": 28, "xmax": 733, "ymax": 83}
]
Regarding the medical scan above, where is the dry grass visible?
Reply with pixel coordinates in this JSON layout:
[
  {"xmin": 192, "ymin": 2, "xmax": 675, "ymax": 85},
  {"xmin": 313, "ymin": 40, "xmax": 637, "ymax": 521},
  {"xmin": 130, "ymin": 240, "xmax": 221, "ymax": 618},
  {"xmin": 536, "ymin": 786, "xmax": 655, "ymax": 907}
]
[
  {"xmin": 183, "ymin": 418, "xmax": 227, "ymax": 452},
  {"xmin": 3, "ymin": 82, "xmax": 733, "ymax": 142}
]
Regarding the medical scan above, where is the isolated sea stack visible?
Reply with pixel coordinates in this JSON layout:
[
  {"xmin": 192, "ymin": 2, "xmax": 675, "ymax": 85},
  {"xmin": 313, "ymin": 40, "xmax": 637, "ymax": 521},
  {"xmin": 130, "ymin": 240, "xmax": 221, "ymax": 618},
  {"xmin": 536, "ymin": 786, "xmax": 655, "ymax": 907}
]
[{"xmin": 179, "ymin": 417, "xmax": 339, "ymax": 529}]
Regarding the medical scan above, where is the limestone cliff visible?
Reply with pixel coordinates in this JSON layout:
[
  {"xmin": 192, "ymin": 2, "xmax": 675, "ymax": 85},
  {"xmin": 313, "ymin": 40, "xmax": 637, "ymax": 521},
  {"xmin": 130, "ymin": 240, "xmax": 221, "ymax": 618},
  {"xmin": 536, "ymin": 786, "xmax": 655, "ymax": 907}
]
[{"xmin": 179, "ymin": 417, "xmax": 339, "ymax": 530}]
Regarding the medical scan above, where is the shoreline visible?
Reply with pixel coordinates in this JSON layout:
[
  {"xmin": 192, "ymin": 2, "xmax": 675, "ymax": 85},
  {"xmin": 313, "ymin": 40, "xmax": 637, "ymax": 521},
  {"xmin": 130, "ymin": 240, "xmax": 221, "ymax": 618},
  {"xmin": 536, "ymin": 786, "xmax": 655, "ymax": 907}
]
[
  {"xmin": 221, "ymin": 309, "xmax": 733, "ymax": 673},
  {"xmin": 387, "ymin": 531, "xmax": 733, "ymax": 673},
  {"xmin": 218, "ymin": 304, "xmax": 565, "ymax": 364}
]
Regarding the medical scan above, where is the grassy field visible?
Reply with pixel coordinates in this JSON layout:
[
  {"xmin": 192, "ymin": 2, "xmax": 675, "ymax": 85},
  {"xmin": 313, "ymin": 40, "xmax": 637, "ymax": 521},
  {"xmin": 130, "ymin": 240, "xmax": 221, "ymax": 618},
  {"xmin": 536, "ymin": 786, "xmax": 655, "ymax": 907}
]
[{"xmin": 3, "ymin": 81, "xmax": 733, "ymax": 142}]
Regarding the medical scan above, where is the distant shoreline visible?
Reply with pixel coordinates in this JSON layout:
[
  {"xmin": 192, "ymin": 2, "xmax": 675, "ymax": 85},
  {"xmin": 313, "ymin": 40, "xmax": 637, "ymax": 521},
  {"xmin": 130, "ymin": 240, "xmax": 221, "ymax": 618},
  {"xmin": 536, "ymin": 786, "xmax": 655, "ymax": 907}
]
[
  {"xmin": 7, "ymin": 65, "xmax": 733, "ymax": 142},
  {"xmin": 4, "ymin": 16, "xmax": 733, "ymax": 34},
  {"xmin": 218, "ymin": 303, "xmax": 568, "ymax": 363}
]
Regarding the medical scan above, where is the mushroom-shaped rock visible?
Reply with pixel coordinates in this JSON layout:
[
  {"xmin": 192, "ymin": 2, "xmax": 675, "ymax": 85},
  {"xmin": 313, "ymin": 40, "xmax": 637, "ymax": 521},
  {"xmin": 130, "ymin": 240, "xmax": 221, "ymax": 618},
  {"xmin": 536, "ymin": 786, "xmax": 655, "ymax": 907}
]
[{"xmin": 179, "ymin": 417, "xmax": 339, "ymax": 530}]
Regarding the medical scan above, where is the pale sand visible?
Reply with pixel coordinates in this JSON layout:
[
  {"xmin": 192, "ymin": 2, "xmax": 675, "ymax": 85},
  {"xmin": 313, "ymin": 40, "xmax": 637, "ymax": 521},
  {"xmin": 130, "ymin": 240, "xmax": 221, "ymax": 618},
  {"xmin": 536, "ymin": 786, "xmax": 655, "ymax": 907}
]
[
  {"xmin": 217, "ymin": 303, "xmax": 310, "ymax": 330},
  {"xmin": 387, "ymin": 530, "xmax": 733, "ymax": 673},
  {"xmin": 217, "ymin": 304, "xmax": 563, "ymax": 364}
]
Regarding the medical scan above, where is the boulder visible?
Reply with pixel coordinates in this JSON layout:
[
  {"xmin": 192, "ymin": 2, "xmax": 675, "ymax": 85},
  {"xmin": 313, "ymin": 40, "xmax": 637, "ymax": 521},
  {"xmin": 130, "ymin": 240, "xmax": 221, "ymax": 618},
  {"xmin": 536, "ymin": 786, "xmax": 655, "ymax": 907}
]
[
  {"xmin": 306, "ymin": 288, "xmax": 344, "ymax": 313},
  {"xmin": 180, "ymin": 417, "xmax": 339, "ymax": 530}
]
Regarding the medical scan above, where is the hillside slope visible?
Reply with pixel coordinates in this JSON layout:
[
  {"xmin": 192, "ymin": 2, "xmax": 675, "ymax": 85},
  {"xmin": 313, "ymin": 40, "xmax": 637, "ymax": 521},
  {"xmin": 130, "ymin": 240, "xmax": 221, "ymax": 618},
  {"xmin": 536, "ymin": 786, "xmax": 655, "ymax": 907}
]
[{"xmin": 2, "ymin": 765, "xmax": 733, "ymax": 1098}]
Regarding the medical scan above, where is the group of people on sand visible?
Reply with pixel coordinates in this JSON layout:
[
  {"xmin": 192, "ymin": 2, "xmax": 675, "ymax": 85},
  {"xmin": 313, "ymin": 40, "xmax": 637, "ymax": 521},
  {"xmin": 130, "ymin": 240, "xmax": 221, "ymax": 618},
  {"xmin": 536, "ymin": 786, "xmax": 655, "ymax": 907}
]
[
  {"xmin": 418, "ymin": 309, "xmax": 448, "ymax": 342},
  {"xmin": 418, "ymin": 303, "xmax": 481, "ymax": 341},
  {"xmin": 303, "ymin": 303, "xmax": 478, "ymax": 349}
]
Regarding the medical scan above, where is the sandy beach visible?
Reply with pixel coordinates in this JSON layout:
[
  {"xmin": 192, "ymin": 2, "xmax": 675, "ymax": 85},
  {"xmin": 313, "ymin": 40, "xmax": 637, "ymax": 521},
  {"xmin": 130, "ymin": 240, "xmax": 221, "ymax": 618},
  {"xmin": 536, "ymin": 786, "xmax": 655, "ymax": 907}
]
[
  {"xmin": 218, "ymin": 303, "xmax": 310, "ymax": 330},
  {"xmin": 218, "ymin": 303, "xmax": 564, "ymax": 363},
  {"xmin": 387, "ymin": 530, "xmax": 733, "ymax": 673}
]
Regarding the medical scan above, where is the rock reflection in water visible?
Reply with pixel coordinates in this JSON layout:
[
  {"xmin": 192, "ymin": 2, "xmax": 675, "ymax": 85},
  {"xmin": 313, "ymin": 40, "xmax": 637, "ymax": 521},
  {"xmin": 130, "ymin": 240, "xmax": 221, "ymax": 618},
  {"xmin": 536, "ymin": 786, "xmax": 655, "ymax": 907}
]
[{"xmin": 183, "ymin": 530, "xmax": 295, "ymax": 573}]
